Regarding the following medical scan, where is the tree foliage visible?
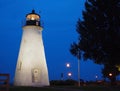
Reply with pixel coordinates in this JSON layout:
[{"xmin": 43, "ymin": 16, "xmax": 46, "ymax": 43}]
[{"xmin": 70, "ymin": 0, "xmax": 120, "ymax": 79}]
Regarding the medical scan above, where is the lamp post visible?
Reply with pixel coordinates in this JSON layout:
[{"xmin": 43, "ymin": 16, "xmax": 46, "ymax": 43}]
[
  {"xmin": 61, "ymin": 73, "xmax": 64, "ymax": 80},
  {"xmin": 66, "ymin": 63, "xmax": 71, "ymax": 80},
  {"xmin": 95, "ymin": 75, "xmax": 98, "ymax": 82},
  {"xmin": 77, "ymin": 51, "xmax": 80, "ymax": 87},
  {"xmin": 78, "ymin": 58, "xmax": 80, "ymax": 86},
  {"xmin": 109, "ymin": 73, "xmax": 113, "ymax": 85}
]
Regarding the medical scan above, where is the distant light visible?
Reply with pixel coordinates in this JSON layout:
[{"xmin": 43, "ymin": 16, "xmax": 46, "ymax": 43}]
[
  {"xmin": 95, "ymin": 75, "xmax": 98, "ymax": 78},
  {"xmin": 68, "ymin": 72, "xmax": 72, "ymax": 76},
  {"xmin": 66, "ymin": 63, "xmax": 70, "ymax": 68},
  {"xmin": 109, "ymin": 73, "xmax": 112, "ymax": 76}
]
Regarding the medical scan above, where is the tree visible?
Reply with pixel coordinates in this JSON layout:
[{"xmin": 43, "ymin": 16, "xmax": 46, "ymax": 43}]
[{"xmin": 70, "ymin": 0, "xmax": 120, "ymax": 83}]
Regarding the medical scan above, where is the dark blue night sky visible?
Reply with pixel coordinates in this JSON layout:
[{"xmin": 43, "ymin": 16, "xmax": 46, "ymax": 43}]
[{"xmin": 0, "ymin": 0, "xmax": 107, "ymax": 83}]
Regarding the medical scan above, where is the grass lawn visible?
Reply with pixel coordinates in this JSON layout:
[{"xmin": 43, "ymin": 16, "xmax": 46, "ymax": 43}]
[
  {"xmin": 79, "ymin": 86, "xmax": 120, "ymax": 91},
  {"xmin": 9, "ymin": 85, "xmax": 120, "ymax": 91},
  {"xmin": 10, "ymin": 86, "xmax": 57, "ymax": 91}
]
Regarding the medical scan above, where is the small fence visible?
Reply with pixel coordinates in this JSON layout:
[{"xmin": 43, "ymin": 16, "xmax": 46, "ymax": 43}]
[{"xmin": 0, "ymin": 74, "xmax": 10, "ymax": 91}]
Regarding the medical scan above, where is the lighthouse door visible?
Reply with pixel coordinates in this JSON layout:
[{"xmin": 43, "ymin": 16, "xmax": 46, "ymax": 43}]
[{"xmin": 32, "ymin": 68, "xmax": 40, "ymax": 83}]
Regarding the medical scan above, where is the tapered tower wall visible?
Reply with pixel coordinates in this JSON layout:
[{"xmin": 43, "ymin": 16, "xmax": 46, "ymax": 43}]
[{"xmin": 14, "ymin": 10, "xmax": 49, "ymax": 86}]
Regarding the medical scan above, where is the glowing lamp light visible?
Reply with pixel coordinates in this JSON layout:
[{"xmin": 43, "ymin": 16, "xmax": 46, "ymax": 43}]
[
  {"xmin": 68, "ymin": 72, "xmax": 72, "ymax": 77},
  {"xmin": 31, "ymin": 17, "xmax": 35, "ymax": 20},
  {"xmin": 109, "ymin": 73, "xmax": 112, "ymax": 77},
  {"xmin": 95, "ymin": 75, "xmax": 98, "ymax": 78},
  {"xmin": 66, "ymin": 63, "xmax": 70, "ymax": 68}
]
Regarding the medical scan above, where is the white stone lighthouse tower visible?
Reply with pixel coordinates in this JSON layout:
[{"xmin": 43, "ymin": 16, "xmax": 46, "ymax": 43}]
[{"xmin": 14, "ymin": 10, "xmax": 49, "ymax": 86}]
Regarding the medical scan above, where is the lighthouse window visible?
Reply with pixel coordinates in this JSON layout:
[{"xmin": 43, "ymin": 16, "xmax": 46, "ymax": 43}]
[
  {"xmin": 27, "ymin": 14, "xmax": 39, "ymax": 21},
  {"xmin": 17, "ymin": 61, "xmax": 22, "ymax": 70},
  {"xmin": 36, "ymin": 21, "xmax": 39, "ymax": 25}
]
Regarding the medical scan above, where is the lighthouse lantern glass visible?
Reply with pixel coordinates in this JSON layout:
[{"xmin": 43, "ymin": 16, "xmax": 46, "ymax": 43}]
[
  {"xmin": 26, "ymin": 14, "xmax": 40, "ymax": 21},
  {"xmin": 26, "ymin": 14, "xmax": 40, "ymax": 26}
]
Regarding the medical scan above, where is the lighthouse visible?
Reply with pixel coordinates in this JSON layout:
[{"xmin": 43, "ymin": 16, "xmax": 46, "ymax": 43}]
[{"xmin": 14, "ymin": 10, "xmax": 49, "ymax": 86}]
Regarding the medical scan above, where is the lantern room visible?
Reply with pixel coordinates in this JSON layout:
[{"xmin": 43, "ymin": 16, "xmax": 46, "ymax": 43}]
[{"xmin": 25, "ymin": 10, "xmax": 40, "ymax": 26}]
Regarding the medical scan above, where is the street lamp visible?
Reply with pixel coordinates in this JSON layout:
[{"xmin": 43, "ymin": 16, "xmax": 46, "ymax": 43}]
[
  {"xmin": 95, "ymin": 75, "xmax": 98, "ymax": 82},
  {"xmin": 109, "ymin": 73, "xmax": 112, "ymax": 77},
  {"xmin": 66, "ymin": 63, "xmax": 70, "ymax": 68},
  {"xmin": 68, "ymin": 72, "xmax": 72, "ymax": 79},
  {"xmin": 76, "ymin": 42, "xmax": 81, "ymax": 87},
  {"xmin": 109, "ymin": 73, "xmax": 113, "ymax": 85}
]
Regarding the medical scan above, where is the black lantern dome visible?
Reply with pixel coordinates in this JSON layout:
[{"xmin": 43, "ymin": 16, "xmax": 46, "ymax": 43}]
[{"xmin": 25, "ymin": 10, "xmax": 40, "ymax": 26}]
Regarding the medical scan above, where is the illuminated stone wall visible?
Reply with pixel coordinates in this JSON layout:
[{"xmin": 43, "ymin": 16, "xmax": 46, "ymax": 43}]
[{"xmin": 14, "ymin": 26, "xmax": 49, "ymax": 86}]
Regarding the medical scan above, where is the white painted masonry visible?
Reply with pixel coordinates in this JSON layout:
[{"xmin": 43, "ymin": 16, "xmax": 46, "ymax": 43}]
[{"xmin": 14, "ymin": 11, "xmax": 49, "ymax": 87}]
